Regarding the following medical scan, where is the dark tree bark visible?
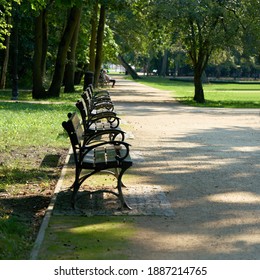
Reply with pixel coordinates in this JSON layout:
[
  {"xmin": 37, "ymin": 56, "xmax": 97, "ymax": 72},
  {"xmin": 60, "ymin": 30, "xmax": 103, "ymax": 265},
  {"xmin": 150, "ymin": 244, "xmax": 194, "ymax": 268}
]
[
  {"xmin": 118, "ymin": 54, "xmax": 140, "ymax": 79},
  {"xmin": 0, "ymin": 16, "xmax": 11, "ymax": 89},
  {"xmin": 32, "ymin": 9, "xmax": 47, "ymax": 99},
  {"xmin": 193, "ymin": 68, "xmax": 205, "ymax": 103},
  {"xmin": 191, "ymin": 48, "xmax": 210, "ymax": 103},
  {"xmin": 88, "ymin": 0, "xmax": 98, "ymax": 73},
  {"xmin": 11, "ymin": 11, "xmax": 19, "ymax": 100},
  {"xmin": 93, "ymin": 4, "xmax": 106, "ymax": 88},
  {"xmin": 64, "ymin": 7, "xmax": 82, "ymax": 93},
  {"xmin": 160, "ymin": 50, "xmax": 168, "ymax": 77},
  {"xmin": 48, "ymin": 6, "xmax": 82, "ymax": 97}
]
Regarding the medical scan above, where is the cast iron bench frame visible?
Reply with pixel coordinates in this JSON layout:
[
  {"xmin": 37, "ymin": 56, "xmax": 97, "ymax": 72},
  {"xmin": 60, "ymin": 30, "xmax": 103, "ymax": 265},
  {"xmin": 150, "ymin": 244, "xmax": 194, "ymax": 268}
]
[{"xmin": 62, "ymin": 112, "xmax": 132, "ymax": 210}]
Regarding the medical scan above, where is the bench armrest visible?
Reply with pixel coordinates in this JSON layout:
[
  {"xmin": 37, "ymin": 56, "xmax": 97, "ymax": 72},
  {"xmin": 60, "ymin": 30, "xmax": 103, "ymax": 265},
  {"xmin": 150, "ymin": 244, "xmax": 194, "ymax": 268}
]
[{"xmin": 87, "ymin": 114, "xmax": 120, "ymax": 129}]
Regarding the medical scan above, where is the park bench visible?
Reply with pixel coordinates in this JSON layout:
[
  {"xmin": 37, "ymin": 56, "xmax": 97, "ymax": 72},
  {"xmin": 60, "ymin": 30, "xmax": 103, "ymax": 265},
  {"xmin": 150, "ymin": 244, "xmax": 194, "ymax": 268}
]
[
  {"xmin": 62, "ymin": 112, "xmax": 132, "ymax": 210},
  {"xmin": 81, "ymin": 90, "xmax": 114, "ymax": 112},
  {"xmin": 70, "ymin": 107, "xmax": 125, "ymax": 143},
  {"xmin": 87, "ymin": 84, "xmax": 110, "ymax": 100},
  {"xmin": 76, "ymin": 99, "xmax": 121, "ymax": 132}
]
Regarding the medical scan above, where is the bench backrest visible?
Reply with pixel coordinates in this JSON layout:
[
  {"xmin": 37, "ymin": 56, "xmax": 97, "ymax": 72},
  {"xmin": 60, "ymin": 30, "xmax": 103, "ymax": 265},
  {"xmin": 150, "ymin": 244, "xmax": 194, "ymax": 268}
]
[
  {"xmin": 76, "ymin": 100, "xmax": 88, "ymax": 128},
  {"xmin": 81, "ymin": 92, "xmax": 92, "ymax": 114},
  {"xmin": 86, "ymin": 87, "xmax": 93, "ymax": 99},
  {"xmin": 62, "ymin": 113, "xmax": 84, "ymax": 162}
]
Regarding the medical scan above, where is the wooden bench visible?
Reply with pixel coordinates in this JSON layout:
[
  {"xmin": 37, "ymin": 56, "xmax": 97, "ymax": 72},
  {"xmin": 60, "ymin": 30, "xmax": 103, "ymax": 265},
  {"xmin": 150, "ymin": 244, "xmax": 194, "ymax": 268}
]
[
  {"xmin": 81, "ymin": 90, "xmax": 114, "ymax": 112},
  {"xmin": 87, "ymin": 84, "xmax": 110, "ymax": 98},
  {"xmin": 69, "ymin": 110, "xmax": 125, "ymax": 144},
  {"xmin": 62, "ymin": 112, "xmax": 132, "ymax": 209},
  {"xmin": 86, "ymin": 85, "xmax": 111, "ymax": 105},
  {"xmin": 76, "ymin": 99, "xmax": 121, "ymax": 133}
]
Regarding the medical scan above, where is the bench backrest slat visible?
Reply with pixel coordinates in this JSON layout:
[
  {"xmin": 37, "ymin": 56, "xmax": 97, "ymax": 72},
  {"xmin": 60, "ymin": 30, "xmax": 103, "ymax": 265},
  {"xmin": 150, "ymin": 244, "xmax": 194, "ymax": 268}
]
[{"xmin": 62, "ymin": 113, "xmax": 83, "ymax": 164}]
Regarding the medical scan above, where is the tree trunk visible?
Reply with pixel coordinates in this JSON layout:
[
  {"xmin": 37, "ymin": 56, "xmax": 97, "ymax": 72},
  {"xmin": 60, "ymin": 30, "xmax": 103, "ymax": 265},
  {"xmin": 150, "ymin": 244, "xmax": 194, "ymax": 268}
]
[
  {"xmin": 48, "ymin": 6, "xmax": 82, "ymax": 97},
  {"xmin": 0, "ymin": 16, "xmax": 11, "ymax": 89},
  {"xmin": 64, "ymin": 7, "xmax": 82, "ymax": 93},
  {"xmin": 118, "ymin": 54, "xmax": 140, "ymax": 79},
  {"xmin": 93, "ymin": 4, "xmax": 106, "ymax": 88},
  {"xmin": 190, "ymin": 43, "xmax": 209, "ymax": 103},
  {"xmin": 11, "ymin": 12, "xmax": 19, "ymax": 100},
  {"xmin": 32, "ymin": 9, "xmax": 47, "ymax": 99},
  {"xmin": 193, "ymin": 68, "xmax": 205, "ymax": 103},
  {"xmin": 88, "ymin": 0, "xmax": 98, "ymax": 73},
  {"xmin": 160, "ymin": 49, "xmax": 168, "ymax": 77}
]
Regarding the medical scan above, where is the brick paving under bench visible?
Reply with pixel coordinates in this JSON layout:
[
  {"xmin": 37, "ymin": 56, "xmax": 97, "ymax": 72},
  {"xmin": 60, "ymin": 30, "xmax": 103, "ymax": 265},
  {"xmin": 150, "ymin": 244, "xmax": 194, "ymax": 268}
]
[{"xmin": 53, "ymin": 184, "xmax": 174, "ymax": 217}]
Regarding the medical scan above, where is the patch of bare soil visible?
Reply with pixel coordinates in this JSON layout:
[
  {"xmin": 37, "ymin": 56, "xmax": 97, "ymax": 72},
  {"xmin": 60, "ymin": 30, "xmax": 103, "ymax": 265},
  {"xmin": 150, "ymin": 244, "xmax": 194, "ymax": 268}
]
[{"xmin": 0, "ymin": 147, "xmax": 68, "ymax": 241}]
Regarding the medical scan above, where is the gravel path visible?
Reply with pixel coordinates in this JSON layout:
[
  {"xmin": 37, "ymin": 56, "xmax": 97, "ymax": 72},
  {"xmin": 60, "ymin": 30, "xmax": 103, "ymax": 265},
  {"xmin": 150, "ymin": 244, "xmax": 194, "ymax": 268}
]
[{"xmin": 108, "ymin": 77, "xmax": 260, "ymax": 259}]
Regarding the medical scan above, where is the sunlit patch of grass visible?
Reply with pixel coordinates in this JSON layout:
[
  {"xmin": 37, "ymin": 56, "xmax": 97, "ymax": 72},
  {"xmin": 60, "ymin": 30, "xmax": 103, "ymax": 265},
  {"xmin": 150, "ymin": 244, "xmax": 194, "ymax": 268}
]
[
  {"xmin": 0, "ymin": 85, "xmax": 83, "ymax": 102},
  {"xmin": 38, "ymin": 216, "xmax": 135, "ymax": 260},
  {"xmin": 137, "ymin": 76, "xmax": 260, "ymax": 108},
  {"xmin": 0, "ymin": 102, "xmax": 74, "ymax": 152}
]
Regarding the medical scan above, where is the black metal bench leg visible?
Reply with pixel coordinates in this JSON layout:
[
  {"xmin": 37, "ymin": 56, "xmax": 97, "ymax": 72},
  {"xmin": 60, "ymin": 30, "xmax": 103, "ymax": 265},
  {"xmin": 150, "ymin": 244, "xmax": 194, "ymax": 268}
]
[
  {"xmin": 71, "ymin": 168, "xmax": 81, "ymax": 209},
  {"xmin": 71, "ymin": 169, "xmax": 99, "ymax": 209},
  {"xmin": 71, "ymin": 182, "xmax": 79, "ymax": 209},
  {"xmin": 117, "ymin": 167, "xmax": 132, "ymax": 210}
]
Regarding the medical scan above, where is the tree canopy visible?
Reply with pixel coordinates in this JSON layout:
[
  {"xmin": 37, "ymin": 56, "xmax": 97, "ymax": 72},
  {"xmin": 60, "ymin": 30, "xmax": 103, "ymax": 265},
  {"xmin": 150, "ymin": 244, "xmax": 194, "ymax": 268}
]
[{"xmin": 1, "ymin": 0, "xmax": 260, "ymax": 102}]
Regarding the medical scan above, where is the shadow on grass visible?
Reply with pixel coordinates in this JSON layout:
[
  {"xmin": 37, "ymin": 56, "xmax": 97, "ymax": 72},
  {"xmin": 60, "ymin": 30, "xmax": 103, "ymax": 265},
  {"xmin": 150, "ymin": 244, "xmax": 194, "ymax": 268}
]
[
  {"xmin": 0, "ymin": 165, "xmax": 58, "ymax": 186},
  {"xmin": 0, "ymin": 194, "xmax": 52, "ymax": 260},
  {"xmin": 40, "ymin": 154, "xmax": 62, "ymax": 168}
]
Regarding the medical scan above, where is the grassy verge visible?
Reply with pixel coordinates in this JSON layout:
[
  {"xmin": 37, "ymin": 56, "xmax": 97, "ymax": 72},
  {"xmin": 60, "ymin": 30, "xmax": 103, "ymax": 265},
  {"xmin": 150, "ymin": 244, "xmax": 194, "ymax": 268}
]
[
  {"xmin": 137, "ymin": 76, "xmax": 260, "ymax": 108},
  {"xmin": 38, "ymin": 216, "xmax": 135, "ymax": 260},
  {"xmin": 0, "ymin": 94, "xmax": 76, "ymax": 259}
]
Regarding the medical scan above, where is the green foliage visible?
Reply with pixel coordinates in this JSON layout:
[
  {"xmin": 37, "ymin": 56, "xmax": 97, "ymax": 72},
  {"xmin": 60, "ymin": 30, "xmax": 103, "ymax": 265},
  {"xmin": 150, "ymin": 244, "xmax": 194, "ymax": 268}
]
[
  {"xmin": 103, "ymin": 25, "xmax": 119, "ymax": 63},
  {"xmin": 1, "ymin": 0, "xmax": 260, "ymax": 95},
  {"xmin": 0, "ymin": 1, "xmax": 12, "ymax": 49}
]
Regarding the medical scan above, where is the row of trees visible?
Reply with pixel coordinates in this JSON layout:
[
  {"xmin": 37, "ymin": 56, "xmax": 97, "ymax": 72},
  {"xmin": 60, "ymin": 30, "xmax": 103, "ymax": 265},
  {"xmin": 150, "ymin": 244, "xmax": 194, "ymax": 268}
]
[
  {"xmin": 1, "ymin": 0, "xmax": 260, "ymax": 103},
  {"xmin": 0, "ymin": 0, "xmax": 137, "ymax": 98}
]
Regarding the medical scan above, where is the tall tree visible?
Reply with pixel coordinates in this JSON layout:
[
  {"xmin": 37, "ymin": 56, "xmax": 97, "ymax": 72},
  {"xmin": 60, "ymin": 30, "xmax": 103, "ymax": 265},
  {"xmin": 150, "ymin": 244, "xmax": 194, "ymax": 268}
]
[
  {"xmin": 31, "ymin": 0, "xmax": 54, "ymax": 99},
  {"xmin": 93, "ymin": 3, "xmax": 106, "ymax": 87},
  {"xmin": 160, "ymin": 49, "xmax": 168, "ymax": 77},
  {"xmin": 118, "ymin": 54, "xmax": 139, "ymax": 79},
  {"xmin": 0, "ymin": 1, "xmax": 16, "ymax": 88},
  {"xmin": 10, "ymin": 2, "xmax": 20, "ymax": 100},
  {"xmin": 32, "ymin": 8, "xmax": 48, "ymax": 98},
  {"xmin": 88, "ymin": 0, "xmax": 99, "ymax": 73},
  {"xmin": 63, "ymin": 5, "xmax": 82, "ymax": 93},
  {"xmin": 0, "ymin": 15, "xmax": 11, "ymax": 89},
  {"xmin": 48, "ymin": 4, "xmax": 82, "ymax": 97},
  {"xmin": 148, "ymin": 0, "xmax": 242, "ymax": 103},
  {"xmin": 107, "ymin": 0, "xmax": 153, "ymax": 79},
  {"xmin": 0, "ymin": 1, "xmax": 13, "ymax": 49}
]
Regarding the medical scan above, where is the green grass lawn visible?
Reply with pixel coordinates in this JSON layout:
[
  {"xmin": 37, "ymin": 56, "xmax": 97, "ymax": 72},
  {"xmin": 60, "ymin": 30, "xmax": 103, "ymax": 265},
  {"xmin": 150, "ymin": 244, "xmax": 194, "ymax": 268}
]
[
  {"xmin": 137, "ymin": 76, "xmax": 260, "ymax": 108},
  {"xmin": 0, "ymin": 94, "xmax": 76, "ymax": 259}
]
